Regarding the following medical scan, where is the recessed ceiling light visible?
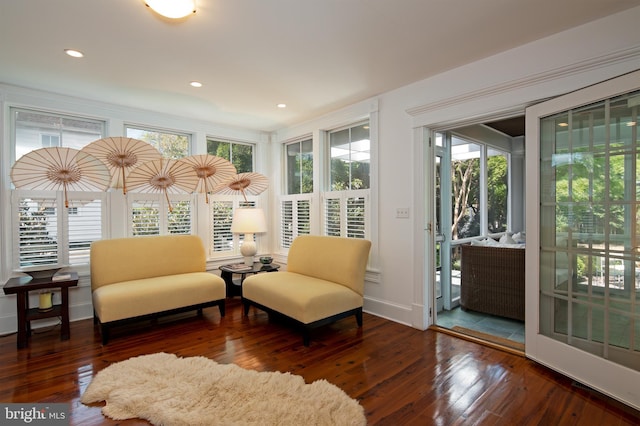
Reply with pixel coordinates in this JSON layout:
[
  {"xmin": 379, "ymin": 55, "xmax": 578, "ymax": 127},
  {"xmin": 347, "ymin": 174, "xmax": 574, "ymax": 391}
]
[
  {"xmin": 190, "ymin": 81, "xmax": 202, "ymax": 88},
  {"xmin": 64, "ymin": 49, "xmax": 84, "ymax": 58},
  {"xmin": 277, "ymin": 103, "xmax": 287, "ymax": 108}
]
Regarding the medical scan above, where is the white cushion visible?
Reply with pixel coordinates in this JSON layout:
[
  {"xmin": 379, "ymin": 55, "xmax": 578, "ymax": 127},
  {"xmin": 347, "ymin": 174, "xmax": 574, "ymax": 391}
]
[{"xmin": 500, "ymin": 234, "xmax": 516, "ymax": 244}]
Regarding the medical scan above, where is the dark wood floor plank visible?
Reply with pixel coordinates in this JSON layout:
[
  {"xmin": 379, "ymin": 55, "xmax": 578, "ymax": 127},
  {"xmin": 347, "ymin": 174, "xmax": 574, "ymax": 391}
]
[{"xmin": 0, "ymin": 298, "xmax": 638, "ymax": 425}]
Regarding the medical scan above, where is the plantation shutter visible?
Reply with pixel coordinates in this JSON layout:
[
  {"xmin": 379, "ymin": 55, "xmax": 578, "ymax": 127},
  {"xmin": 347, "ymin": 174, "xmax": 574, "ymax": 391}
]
[
  {"xmin": 324, "ymin": 197, "xmax": 342, "ymax": 237},
  {"xmin": 281, "ymin": 200, "xmax": 294, "ymax": 248},
  {"xmin": 168, "ymin": 201, "xmax": 191, "ymax": 234},
  {"xmin": 346, "ymin": 196, "xmax": 366, "ymax": 239},
  {"xmin": 67, "ymin": 199, "xmax": 102, "ymax": 265},
  {"xmin": 211, "ymin": 201, "xmax": 233, "ymax": 253},
  {"xmin": 17, "ymin": 197, "xmax": 59, "ymax": 267},
  {"xmin": 131, "ymin": 200, "xmax": 160, "ymax": 236},
  {"xmin": 280, "ymin": 197, "xmax": 312, "ymax": 249}
]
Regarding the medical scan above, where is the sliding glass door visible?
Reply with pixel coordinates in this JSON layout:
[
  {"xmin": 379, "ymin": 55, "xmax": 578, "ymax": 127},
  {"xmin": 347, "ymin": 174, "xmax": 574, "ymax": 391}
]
[{"xmin": 525, "ymin": 70, "xmax": 640, "ymax": 410}]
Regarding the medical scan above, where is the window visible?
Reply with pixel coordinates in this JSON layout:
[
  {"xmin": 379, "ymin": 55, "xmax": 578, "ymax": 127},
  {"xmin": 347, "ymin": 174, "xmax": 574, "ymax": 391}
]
[
  {"xmin": 323, "ymin": 191, "xmax": 368, "ymax": 238},
  {"xmin": 280, "ymin": 138, "xmax": 313, "ymax": 248},
  {"xmin": 323, "ymin": 122, "xmax": 370, "ymax": 240},
  {"xmin": 13, "ymin": 193, "xmax": 105, "ymax": 268},
  {"xmin": 329, "ymin": 123, "xmax": 370, "ymax": 191},
  {"xmin": 129, "ymin": 196, "xmax": 192, "ymax": 236},
  {"xmin": 286, "ymin": 138, "xmax": 313, "ymax": 194},
  {"xmin": 13, "ymin": 108, "xmax": 105, "ymax": 161},
  {"xmin": 487, "ymin": 148, "xmax": 509, "ymax": 233},
  {"xmin": 11, "ymin": 109, "xmax": 106, "ymax": 269},
  {"xmin": 280, "ymin": 198, "xmax": 311, "ymax": 248},
  {"xmin": 126, "ymin": 126, "xmax": 190, "ymax": 159},
  {"xmin": 210, "ymin": 199, "xmax": 258, "ymax": 256},
  {"xmin": 41, "ymin": 134, "xmax": 60, "ymax": 148},
  {"xmin": 451, "ymin": 140, "xmax": 481, "ymax": 240},
  {"xmin": 207, "ymin": 138, "xmax": 254, "ymax": 172},
  {"xmin": 207, "ymin": 139, "xmax": 258, "ymax": 256}
]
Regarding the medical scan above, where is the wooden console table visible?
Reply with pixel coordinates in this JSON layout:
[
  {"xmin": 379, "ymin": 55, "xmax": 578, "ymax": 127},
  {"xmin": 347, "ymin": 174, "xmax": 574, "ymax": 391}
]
[{"xmin": 3, "ymin": 272, "xmax": 78, "ymax": 349}]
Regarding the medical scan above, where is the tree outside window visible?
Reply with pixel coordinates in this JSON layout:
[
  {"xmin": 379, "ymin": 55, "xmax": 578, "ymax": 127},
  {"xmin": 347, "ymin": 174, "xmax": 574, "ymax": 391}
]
[
  {"xmin": 286, "ymin": 138, "xmax": 313, "ymax": 194},
  {"xmin": 329, "ymin": 123, "xmax": 370, "ymax": 191},
  {"xmin": 487, "ymin": 149, "xmax": 508, "ymax": 233},
  {"xmin": 126, "ymin": 127, "xmax": 189, "ymax": 159},
  {"xmin": 207, "ymin": 139, "xmax": 253, "ymax": 172},
  {"xmin": 451, "ymin": 142, "xmax": 480, "ymax": 240}
]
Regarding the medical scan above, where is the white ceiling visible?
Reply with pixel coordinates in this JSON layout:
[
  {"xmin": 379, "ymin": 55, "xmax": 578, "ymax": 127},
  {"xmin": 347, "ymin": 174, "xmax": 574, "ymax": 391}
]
[{"xmin": 1, "ymin": 0, "xmax": 639, "ymax": 132}]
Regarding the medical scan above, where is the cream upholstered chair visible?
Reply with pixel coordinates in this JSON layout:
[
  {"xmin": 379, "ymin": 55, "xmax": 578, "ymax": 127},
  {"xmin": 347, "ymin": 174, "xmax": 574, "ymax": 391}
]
[{"xmin": 242, "ymin": 235, "xmax": 371, "ymax": 346}]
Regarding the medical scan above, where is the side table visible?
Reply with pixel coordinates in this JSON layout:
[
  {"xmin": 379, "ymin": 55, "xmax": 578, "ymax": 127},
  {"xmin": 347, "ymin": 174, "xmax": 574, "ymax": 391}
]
[
  {"xmin": 220, "ymin": 262, "xmax": 280, "ymax": 297},
  {"xmin": 3, "ymin": 272, "xmax": 79, "ymax": 349}
]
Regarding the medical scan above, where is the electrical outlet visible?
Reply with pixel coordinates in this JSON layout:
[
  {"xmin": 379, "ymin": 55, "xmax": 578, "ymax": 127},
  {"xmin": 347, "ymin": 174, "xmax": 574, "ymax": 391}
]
[{"xmin": 396, "ymin": 208, "xmax": 410, "ymax": 218}]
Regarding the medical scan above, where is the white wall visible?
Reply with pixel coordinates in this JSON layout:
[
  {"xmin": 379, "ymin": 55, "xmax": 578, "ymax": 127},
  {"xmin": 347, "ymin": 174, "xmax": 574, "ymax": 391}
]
[
  {"xmin": 1, "ymin": 6, "xmax": 639, "ymax": 336},
  {"xmin": 0, "ymin": 85, "xmax": 269, "ymax": 335},
  {"xmin": 273, "ymin": 6, "xmax": 640, "ymax": 329}
]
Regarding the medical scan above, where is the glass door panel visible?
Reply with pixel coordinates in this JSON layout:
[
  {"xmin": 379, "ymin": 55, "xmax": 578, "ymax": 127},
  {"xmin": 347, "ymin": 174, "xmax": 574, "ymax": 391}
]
[{"xmin": 526, "ymin": 70, "xmax": 640, "ymax": 410}]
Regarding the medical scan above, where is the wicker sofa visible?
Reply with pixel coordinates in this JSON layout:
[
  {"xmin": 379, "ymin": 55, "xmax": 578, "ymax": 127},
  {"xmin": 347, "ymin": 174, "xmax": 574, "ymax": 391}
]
[{"xmin": 460, "ymin": 243, "xmax": 525, "ymax": 321}]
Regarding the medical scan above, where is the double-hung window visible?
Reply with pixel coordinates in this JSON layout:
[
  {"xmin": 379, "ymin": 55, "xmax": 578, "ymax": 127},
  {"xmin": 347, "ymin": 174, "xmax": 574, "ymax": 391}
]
[
  {"xmin": 323, "ymin": 122, "xmax": 370, "ymax": 239},
  {"xmin": 125, "ymin": 126, "xmax": 193, "ymax": 237},
  {"xmin": 281, "ymin": 138, "xmax": 313, "ymax": 248},
  {"xmin": 207, "ymin": 138, "xmax": 259, "ymax": 257},
  {"xmin": 10, "ymin": 108, "xmax": 107, "ymax": 268}
]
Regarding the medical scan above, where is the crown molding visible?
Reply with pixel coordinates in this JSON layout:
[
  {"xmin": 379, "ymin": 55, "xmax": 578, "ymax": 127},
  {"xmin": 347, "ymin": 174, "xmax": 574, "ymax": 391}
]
[{"xmin": 406, "ymin": 46, "xmax": 640, "ymax": 118}]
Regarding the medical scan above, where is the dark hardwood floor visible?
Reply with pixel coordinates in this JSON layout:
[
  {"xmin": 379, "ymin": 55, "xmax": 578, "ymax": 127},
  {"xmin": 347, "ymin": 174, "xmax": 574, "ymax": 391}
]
[{"xmin": 1, "ymin": 298, "xmax": 639, "ymax": 425}]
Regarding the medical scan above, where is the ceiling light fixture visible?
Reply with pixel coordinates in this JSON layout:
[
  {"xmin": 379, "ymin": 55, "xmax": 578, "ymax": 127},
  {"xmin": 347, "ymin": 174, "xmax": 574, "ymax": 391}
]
[
  {"xmin": 190, "ymin": 81, "xmax": 202, "ymax": 88},
  {"xmin": 145, "ymin": 0, "xmax": 196, "ymax": 19},
  {"xmin": 64, "ymin": 49, "xmax": 84, "ymax": 58},
  {"xmin": 277, "ymin": 103, "xmax": 287, "ymax": 108}
]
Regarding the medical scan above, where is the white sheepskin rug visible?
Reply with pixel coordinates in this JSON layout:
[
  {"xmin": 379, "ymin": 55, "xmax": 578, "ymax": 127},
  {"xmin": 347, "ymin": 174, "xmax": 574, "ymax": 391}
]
[{"xmin": 81, "ymin": 352, "xmax": 366, "ymax": 426}]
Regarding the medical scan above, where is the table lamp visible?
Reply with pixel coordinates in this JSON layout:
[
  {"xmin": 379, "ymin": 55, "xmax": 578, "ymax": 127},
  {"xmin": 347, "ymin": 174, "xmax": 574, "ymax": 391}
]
[{"xmin": 231, "ymin": 207, "xmax": 267, "ymax": 265}]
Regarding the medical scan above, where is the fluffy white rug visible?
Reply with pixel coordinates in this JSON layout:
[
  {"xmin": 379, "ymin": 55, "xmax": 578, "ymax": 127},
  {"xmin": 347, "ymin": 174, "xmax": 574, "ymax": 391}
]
[{"xmin": 81, "ymin": 352, "xmax": 366, "ymax": 426}]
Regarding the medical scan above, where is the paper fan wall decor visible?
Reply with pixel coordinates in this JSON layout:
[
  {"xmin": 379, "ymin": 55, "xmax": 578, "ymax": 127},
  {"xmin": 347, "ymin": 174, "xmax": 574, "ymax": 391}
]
[
  {"xmin": 126, "ymin": 158, "xmax": 199, "ymax": 212},
  {"xmin": 181, "ymin": 154, "xmax": 237, "ymax": 203},
  {"xmin": 81, "ymin": 137, "xmax": 162, "ymax": 194},
  {"xmin": 10, "ymin": 147, "xmax": 111, "ymax": 208},
  {"xmin": 213, "ymin": 172, "xmax": 268, "ymax": 202}
]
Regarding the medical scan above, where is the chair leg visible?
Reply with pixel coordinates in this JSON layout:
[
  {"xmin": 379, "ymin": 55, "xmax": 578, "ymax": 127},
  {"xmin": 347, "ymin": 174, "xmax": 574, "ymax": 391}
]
[
  {"xmin": 355, "ymin": 308, "xmax": 363, "ymax": 327},
  {"xmin": 242, "ymin": 299, "xmax": 251, "ymax": 316},
  {"xmin": 218, "ymin": 301, "xmax": 226, "ymax": 317},
  {"xmin": 101, "ymin": 323, "xmax": 109, "ymax": 345},
  {"xmin": 303, "ymin": 328, "xmax": 311, "ymax": 347}
]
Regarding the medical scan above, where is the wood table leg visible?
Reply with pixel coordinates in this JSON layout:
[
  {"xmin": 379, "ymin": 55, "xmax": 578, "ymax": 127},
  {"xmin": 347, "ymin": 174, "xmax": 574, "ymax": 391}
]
[
  {"xmin": 15, "ymin": 292, "xmax": 28, "ymax": 349},
  {"xmin": 60, "ymin": 287, "xmax": 70, "ymax": 340}
]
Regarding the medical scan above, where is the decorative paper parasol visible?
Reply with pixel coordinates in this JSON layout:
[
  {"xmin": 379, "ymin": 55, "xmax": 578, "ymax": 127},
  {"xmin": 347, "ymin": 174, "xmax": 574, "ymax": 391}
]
[
  {"xmin": 126, "ymin": 158, "xmax": 199, "ymax": 211},
  {"xmin": 80, "ymin": 137, "xmax": 162, "ymax": 194},
  {"xmin": 10, "ymin": 147, "xmax": 111, "ymax": 208},
  {"xmin": 213, "ymin": 172, "xmax": 268, "ymax": 202},
  {"xmin": 181, "ymin": 154, "xmax": 237, "ymax": 203}
]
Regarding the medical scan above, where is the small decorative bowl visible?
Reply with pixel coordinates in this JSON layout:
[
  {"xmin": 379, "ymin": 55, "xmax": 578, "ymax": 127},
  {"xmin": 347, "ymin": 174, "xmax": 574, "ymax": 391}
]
[{"xmin": 259, "ymin": 256, "xmax": 273, "ymax": 265}]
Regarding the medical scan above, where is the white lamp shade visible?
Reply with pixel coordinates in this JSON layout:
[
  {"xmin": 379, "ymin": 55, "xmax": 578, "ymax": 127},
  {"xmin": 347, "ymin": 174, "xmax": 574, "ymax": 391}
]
[
  {"xmin": 145, "ymin": 0, "xmax": 196, "ymax": 19},
  {"xmin": 231, "ymin": 208, "xmax": 267, "ymax": 234}
]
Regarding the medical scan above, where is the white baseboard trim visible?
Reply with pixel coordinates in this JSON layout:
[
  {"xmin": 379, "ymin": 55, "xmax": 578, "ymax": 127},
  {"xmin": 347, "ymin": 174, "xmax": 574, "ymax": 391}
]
[{"xmin": 363, "ymin": 296, "xmax": 413, "ymax": 328}]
